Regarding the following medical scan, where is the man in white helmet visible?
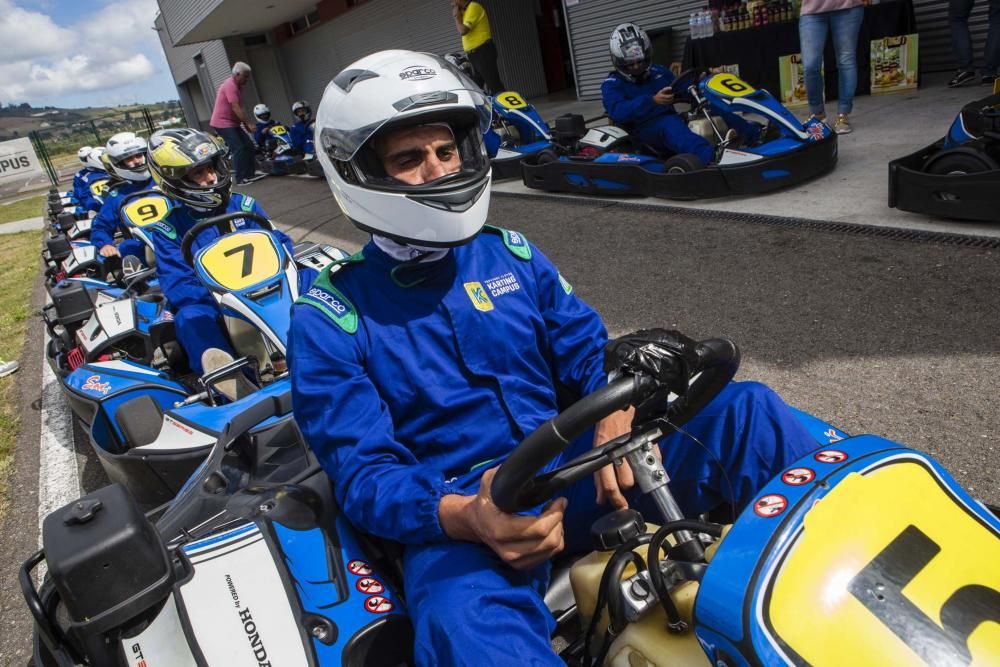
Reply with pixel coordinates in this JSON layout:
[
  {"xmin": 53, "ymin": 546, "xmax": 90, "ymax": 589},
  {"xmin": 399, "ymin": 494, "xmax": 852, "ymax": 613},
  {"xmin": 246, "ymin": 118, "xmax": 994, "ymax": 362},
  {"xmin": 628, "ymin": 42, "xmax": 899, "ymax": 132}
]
[
  {"xmin": 288, "ymin": 50, "xmax": 817, "ymax": 665},
  {"xmin": 252, "ymin": 103, "xmax": 279, "ymax": 147},
  {"xmin": 89, "ymin": 132, "xmax": 153, "ymax": 262},
  {"xmin": 289, "ymin": 100, "xmax": 314, "ymax": 154}
]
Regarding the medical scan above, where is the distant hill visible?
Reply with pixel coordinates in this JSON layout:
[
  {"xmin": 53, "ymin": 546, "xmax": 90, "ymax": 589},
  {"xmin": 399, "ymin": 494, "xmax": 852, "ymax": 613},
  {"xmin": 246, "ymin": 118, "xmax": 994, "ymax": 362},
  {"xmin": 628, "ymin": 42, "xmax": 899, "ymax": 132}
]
[{"xmin": 0, "ymin": 101, "xmax": 181, "ymax": 141}]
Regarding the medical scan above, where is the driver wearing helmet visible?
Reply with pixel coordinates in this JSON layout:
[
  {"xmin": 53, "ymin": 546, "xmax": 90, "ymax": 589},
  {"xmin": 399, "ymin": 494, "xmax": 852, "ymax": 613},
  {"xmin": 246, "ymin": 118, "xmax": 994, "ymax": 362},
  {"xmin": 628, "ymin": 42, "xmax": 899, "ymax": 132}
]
[
  {"xmin": 252, "ymin": 103, "xmax": 279, "ymax": 146},
  {"xmin": 288, "ymin": 50, "xmax": 818, "ymax": 665},
  {"xmin": 602, "ymin": 23, "xmax": 759, "ymax": 167},
  {"xmin": 289, "ymin": 100, "xmax": 314, "ymax": 154},
  {"xmin": 71, "ymin": 146, "xmax": 93, "ymax": 205},
  {"xmin": 90, "ymin": 132, "xmax": 154, "ymax": 262},
  {"xmin": 145, "ymin": 128, "xmax": 313, "ymax": 383}
]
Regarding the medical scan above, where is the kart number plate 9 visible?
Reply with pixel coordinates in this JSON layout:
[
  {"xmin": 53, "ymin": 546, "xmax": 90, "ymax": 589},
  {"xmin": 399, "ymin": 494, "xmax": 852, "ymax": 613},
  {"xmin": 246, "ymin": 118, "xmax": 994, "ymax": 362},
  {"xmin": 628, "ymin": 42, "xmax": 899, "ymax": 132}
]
[
  {"xmin": 89, "ymin": 179, "xmax": 109, "ymax": 197},
  {"xmin": 199, "ymin": 231, "xmax": 281, "ymax": 291},
  {"xmin": 122, "ymin": 195, "xmax": 171, "ymax": 227},
  {"xmin": 496, "ymin": 92, "xmax": 527, "ymax": 109},
  {"xmin": 707, "ymin": 74, "xmax": 756, "ymax": 98},
  {"xmin": 764, "ymin": 458, "xmax": 1000, "ymax": 665}
]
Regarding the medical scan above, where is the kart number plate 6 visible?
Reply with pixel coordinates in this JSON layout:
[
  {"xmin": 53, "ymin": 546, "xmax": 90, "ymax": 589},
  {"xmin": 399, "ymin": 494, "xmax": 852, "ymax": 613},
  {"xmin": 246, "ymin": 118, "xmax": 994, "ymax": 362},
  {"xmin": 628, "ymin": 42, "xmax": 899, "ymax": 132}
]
[
  {"xmin": 122, "ymin": 195, "xmax": 171, "ymax": 227},
  {"xmin": 707, "ymin": 74, "xmax": 756, "ymax": 98},
  {"xmin": 764, "ymin": 458, "xmax": 1000, "ymax": 665},
  {"xmin": 199, "ymin": 231, "xmax": 282, "ymax": 291},
  {"xmin": 496, "ymin": 92, "xmax": 527, "ymax": 109}
]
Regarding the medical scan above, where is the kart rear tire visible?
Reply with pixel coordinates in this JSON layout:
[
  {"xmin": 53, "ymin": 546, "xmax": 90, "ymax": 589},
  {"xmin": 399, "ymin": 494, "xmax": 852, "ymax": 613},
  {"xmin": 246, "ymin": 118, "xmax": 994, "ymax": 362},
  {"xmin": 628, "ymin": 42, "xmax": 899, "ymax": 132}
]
[
  {"xmin": 536, "ymin": 148, "xmax": 559, "ymax": 165},
  {"xmin": 923, "ymin": 145, "xmax": 999, "ymax": 175},
  {"xmin": 663, "ymin": 153, "xmax": 705, "ymax": 174}
]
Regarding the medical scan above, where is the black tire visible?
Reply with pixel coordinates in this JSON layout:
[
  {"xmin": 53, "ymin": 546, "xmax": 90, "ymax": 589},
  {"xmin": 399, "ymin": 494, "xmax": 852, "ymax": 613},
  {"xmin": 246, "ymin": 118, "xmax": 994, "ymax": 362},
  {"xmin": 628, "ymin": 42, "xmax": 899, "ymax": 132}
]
[
  {"xmin": 663, "ymin": 153, "xmax": 705, "ymax": 174},
  {"xmin": 536, "ymin": 148, "xmax": 559, "ymax": 165},
  {"xmin": 924, "ymin": 145, "xmax": 1000, "ymax": 175}
]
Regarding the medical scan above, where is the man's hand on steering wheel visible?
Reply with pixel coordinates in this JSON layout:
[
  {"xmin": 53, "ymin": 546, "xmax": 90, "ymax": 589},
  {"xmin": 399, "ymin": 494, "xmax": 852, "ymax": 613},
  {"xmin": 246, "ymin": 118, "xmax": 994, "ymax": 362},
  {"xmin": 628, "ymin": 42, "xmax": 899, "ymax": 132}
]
[
  {"xmin": 440, "ymin": 467, "xmax": 567, "ymax": 570},
  {"xmin": 653, "ymin": 87, "xmax": 675, "ymax": 106}
]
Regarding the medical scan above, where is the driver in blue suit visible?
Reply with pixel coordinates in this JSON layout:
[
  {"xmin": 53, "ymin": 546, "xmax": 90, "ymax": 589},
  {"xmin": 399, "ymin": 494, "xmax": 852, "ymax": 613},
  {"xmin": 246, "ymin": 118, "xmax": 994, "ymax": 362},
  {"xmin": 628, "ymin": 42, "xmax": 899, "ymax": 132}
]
[
  {"xmin": 289, "ymin": 100, "xmax": 315, "ymax": 154},
  {"xmin": 288, "ymin": 51, "xmax": 819, "ymax": 666},
  {"xmin": 602, "ymin": 22, "xmax": 760, "ymax": 166},
  {"xmin": 90, "ymin": 132, "xmax": 154, "ymax": 263},
  {"xmin": 145, "ymin": 128, "xmax": 313, "ymax": 384}
]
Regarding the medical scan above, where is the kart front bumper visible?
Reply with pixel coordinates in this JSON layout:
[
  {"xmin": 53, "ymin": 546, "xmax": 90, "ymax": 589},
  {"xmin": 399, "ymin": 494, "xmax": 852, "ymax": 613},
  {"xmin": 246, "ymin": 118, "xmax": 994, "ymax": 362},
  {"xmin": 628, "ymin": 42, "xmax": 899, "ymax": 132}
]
[
  {"xmin": 888, "ymin": 139, "xmax": 1000, "ymax": 222},
  {"xmin": 520, "ymin": 133, "xmax": 838, "ymax": 200}
]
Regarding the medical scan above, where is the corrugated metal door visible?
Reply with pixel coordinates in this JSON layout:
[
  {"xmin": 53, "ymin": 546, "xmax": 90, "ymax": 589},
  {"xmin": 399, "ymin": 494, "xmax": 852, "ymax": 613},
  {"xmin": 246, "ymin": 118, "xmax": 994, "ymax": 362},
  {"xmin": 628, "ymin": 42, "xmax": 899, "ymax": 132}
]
[
  {"xmin": 913, "ymin": 0, "xmax": 993, "ymax": 73},
  {"xmin": 479, "ymin": 0, "xmax": 549, "ymax": 97}
]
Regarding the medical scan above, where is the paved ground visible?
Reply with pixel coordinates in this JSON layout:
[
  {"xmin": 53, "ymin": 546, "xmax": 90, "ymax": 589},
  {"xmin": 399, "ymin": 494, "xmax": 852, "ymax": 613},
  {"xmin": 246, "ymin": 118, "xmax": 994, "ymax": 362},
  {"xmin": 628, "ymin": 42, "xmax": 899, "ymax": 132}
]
[
  {"xmin": 1, "ymin": 170, "xmax": 998, "ymax": 663},
  {"xmin": 0, "ymin": 217, "xmax": 44, "ymax": 234}
]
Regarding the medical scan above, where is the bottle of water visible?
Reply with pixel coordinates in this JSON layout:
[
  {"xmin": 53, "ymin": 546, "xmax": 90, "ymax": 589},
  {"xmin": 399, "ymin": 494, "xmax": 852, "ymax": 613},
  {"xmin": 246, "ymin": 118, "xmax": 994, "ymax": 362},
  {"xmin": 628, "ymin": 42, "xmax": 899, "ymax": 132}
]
[
  {"xmin": 704, "ymin": 9, "xmax": 715, "ymax": 37},
  {"xmin": 689, "ymin": 12, "xmax": 698, "ymax": 39}
]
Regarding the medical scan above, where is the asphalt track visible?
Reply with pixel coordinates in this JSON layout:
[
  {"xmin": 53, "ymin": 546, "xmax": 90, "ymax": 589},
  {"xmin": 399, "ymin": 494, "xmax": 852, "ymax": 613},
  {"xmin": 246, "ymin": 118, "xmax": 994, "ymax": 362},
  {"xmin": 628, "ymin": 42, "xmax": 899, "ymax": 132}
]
[{"xmin": 1, "ymin": 175, "xmax": 998, "ymax": 662}]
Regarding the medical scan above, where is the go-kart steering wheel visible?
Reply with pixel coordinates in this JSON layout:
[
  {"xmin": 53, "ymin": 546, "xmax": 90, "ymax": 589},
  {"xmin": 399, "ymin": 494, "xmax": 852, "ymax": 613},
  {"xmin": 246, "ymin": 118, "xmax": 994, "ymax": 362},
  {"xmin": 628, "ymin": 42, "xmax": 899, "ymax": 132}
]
[
  {"xmin": 180, "ymin": 211, "xmax": 276, "ymax": 267},
  {"xmin": 669, "ymin": 67, "xmax": 710, "ymax": 105},
  {"xmin": 490, "ymin": 336, "xmax": 740, "ymax": 514}
]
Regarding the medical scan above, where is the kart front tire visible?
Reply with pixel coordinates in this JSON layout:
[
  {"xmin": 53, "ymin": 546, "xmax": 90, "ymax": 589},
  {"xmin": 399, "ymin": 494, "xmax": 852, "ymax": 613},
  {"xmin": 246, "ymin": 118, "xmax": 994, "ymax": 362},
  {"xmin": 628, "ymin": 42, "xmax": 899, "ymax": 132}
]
[
  {"xmin": 664, "ymin": 153, "xmax": 705, "ymax": 174},
  {"xmin": 536, "ymin": 148, "xmax": 559, "ymax": 165},
  {"xmin": 924, "ymin": 145, "xmax": 999, "ymax": 175}
]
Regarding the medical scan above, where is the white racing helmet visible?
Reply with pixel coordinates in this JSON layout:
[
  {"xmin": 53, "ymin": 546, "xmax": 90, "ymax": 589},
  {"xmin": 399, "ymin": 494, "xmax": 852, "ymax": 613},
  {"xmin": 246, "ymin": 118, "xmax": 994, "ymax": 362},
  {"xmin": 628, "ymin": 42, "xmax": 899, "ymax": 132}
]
[
  {"xmin": 77, "ymin": 146, "xmax": 93, "ymax": 164},
  {"xmin": 610, "ymin": 23, "xmax": 653, "ymax": 83},
  {"xmin": 315, "ymin": 50, "xmax": 492, "ymax": 247},
  {"xmin": 85, "ymin": 147, "xmax": 106, "ymax": 172},
  {"xmin": 253, "ymin": 103, "xmax": 271, "ymax": 123},
  {"xmin": 291, "ymin": 100, "xmax": 311, "ymax": 122},
  {"xmin": 105, "ymin": 132, "xmax": 149, "ymax": 182}
]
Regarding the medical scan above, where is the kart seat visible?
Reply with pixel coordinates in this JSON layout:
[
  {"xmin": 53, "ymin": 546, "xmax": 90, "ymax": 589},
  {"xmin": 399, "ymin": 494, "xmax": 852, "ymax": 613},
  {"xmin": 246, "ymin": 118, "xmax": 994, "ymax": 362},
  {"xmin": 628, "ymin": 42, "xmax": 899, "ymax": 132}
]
[{"xmin": 115, "ymin": 395, "xmax": 163, "ymax": 449}]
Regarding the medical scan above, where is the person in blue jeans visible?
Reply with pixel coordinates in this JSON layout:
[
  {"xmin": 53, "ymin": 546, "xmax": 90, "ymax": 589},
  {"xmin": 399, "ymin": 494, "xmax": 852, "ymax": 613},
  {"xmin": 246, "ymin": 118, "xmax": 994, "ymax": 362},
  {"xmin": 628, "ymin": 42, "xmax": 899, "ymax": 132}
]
[
  {"xmin": 948, "ymin": 0, "xmax": 1000, "ymax": 88},
  {"xmin": 602, "ymin": 23, "xmax": 760, "ymax": 166},
  {"xmin": 799, "ymin": 0, "xmax": 864, "ymax": 135}
]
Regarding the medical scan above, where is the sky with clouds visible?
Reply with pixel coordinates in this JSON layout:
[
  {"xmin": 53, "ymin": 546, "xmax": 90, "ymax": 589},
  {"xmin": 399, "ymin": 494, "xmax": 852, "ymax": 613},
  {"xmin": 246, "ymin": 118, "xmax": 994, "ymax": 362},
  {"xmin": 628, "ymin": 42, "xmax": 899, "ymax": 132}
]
[{"xmin": 0, "ymin": 0, "xmax": 178, "ymax": 108}]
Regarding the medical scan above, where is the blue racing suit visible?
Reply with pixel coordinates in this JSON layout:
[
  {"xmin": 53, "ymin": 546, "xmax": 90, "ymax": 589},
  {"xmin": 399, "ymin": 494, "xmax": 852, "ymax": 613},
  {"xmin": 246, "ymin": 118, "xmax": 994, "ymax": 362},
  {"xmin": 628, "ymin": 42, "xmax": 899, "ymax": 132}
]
[
  {"xmin": 287, "ymin": 227, "xmax": 819, "ymax": 666},
  {"xmin": 253, "ymin": 119, "xmax": 278, "ymax": 146},
  {"xmin": 89, "ymin": 178, "xmax": 154, "ymax": 262},
  {"xmin": 602, "ymin": 65, "xmax": 758, "ymax": 165},
  {"xmin": 150, "ymin": 193, "xmax": 313, "ymax": 374},
  {"xmin": 289, "ymin": 118, "xmax": 314, "ymax": 154}
]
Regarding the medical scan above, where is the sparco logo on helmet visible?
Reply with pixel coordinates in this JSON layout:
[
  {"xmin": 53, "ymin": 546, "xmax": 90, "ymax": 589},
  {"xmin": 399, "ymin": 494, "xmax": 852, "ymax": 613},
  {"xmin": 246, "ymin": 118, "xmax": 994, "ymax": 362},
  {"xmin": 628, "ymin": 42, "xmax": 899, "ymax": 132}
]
[{"xmin": 399, "ymin": 66, "xmax": 437, "ymax": 81}]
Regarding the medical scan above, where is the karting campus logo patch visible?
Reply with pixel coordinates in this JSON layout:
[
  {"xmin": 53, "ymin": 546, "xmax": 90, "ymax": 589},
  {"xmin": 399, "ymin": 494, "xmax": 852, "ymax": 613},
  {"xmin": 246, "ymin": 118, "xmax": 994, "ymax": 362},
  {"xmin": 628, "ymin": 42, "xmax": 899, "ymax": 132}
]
[
  {"xmin": 82, "ymin": 374, "xmax": 111, "ymax": 395},
  {"xmin": 483, "ymin": 272, "xmax": 520, "ymax": 298},
  {"xmin": 399, "ymin": 66, "xmax": 437, "ymax": 81},
  {"xmin": 464, "ymin": 281, "xmax": 494, "ymax": 312}
]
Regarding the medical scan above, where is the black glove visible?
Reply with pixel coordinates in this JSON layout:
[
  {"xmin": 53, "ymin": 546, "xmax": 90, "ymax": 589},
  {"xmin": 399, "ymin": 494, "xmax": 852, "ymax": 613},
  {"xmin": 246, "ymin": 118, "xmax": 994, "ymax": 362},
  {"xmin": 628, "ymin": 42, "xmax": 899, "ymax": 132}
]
[{"xmin": 604, "ymin": 328, "xmax": 701, "ymax": 396}]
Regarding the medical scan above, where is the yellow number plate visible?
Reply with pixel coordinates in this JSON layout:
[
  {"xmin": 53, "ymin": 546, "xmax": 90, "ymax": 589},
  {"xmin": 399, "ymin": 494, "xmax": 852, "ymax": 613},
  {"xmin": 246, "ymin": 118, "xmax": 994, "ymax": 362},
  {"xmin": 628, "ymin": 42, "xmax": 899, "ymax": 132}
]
[
  {"xmin": 122, "ymin": 195, "xmax": 171, "ymax": 227},
  {"xmin": 706, "ymin": 74, "xmax": 756, "ymax": 97},
  {"xmin": 271, "ymin": 125, "xmax": 288, "ymax": 136},
  {"xmin": 199, "ymin": 231, "xmax": 281, "ymax": 291},
  {"xmin": 89, "ymin": 178, "xmax": 109, "ymax": 197},
  {"xmin": 766, "ymin": 458, "xmax": 1000, "ymax": 665},
  {"xmin": 496, "ymin": 92, "xmax": 527, "ymax": 110}
]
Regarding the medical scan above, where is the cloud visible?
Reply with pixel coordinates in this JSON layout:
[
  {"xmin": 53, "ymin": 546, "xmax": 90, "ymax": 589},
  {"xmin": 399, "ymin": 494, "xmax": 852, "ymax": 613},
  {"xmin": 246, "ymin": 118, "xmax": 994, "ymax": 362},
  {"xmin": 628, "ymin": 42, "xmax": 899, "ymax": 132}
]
[{"xmin": 0, "ymin": 0, "xmax": 164, "ymax": 105}]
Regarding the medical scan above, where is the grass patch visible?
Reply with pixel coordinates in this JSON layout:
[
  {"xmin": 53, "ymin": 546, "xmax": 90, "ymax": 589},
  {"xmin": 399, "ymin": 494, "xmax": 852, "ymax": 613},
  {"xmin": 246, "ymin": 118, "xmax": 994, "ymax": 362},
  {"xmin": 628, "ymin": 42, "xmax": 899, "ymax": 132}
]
[
  {"xmin": 0, "ymin": 230, "xmax": 41, "ymax": 518},
  {"xmin": 0, "ymin": 194, "xmax": 45, "ymax": 225}
]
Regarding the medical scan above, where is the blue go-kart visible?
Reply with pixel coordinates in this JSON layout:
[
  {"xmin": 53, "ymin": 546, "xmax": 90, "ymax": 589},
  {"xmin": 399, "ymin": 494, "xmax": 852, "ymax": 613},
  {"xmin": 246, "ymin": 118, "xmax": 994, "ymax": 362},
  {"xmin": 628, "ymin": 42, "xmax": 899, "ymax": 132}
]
[
  {"xmin": 485, "ymin": 90, "xmax": 554, "ymax": 180},
  {"xmin": 20, "ymin": 331, "xmax": 1000, "ymax": 666},
  {"xmin": 889, "ymin": 93, "xmax": 1000, "ymax": 222},
  {"xmin": 522, "ymin": 69, "xmax": 838, "ymax": 200}
]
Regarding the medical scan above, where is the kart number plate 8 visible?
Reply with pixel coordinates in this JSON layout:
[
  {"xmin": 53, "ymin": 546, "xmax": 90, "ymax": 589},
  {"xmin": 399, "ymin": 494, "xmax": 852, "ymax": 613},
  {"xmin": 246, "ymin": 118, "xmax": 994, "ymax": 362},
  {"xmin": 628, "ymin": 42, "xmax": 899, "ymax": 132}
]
[
  {"xmin": 707, "ymin": 74, "xmax": 756, "ymax": 98},
  {"xmin": 122, "ymin": 195, "xmax": 171, "ymax": 227},
  {"xmin": 496, "ymin": 92, "xmax": 527, "ymax": 109},
  {"xmin": 199, "ymin": 231, "xmax": 281, "ymax": 291},
  {"xmin": 764, "ymin": 459, "xmax": 1000, "ymax": 665}
]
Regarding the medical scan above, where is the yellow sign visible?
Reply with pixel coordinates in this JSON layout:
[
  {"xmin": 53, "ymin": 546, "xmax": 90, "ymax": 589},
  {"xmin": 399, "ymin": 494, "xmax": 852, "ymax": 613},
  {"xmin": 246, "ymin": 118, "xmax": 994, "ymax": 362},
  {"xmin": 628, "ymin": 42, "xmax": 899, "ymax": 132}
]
[
  {"xmin": 766, "ymin": 458, "xmax": 1000, "ymax": 665},
  {"xmin": 271, "ymin": 125, "xmax": 288, "ymax": 136},
  {"xmin": 496, "ymin": 92, "xmax": 527, "ymax": 110},
  {"xmin": 199, "ymin": 231, "xmax": 281, "ymax": 291},
  {"xmin": 89, "ymin": 178, "xmax": 109, "ymax": 197},
  {"xmin": 464, "ymin": 281, "xmax": 493, "ymax": 312},
  {"xmin": 122, "ymin": 196, "xmax": 170, "ymax": 227},
  {"xmin": 707, "ymin": 74, "xmax": 756, "ymax": 98}
]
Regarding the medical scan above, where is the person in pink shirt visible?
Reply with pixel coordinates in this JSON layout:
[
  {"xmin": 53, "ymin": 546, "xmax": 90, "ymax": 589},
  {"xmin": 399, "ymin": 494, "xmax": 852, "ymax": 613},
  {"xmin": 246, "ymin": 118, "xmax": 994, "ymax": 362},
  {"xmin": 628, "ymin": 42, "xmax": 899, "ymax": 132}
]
[{"xmin": 210, "ymin": 62, "xmax": 257, "ymax": 184}]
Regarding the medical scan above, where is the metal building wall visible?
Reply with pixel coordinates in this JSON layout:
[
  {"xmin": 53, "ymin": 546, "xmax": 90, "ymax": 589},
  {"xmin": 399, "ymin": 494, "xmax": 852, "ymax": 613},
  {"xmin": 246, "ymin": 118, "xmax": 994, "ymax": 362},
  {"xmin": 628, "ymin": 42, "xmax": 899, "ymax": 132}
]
[
  {"xmin": 201, "ymin": 40, "xmax": 235, "ymax": 100},
  {"xmin": 479, "ymin": 0, "xmax": 549, "ymax": 97},
  {"xmin": 913, "ymin": 0, "xmax": 991, "ymax": 73},
  {"xmin": 156, "ymin": 0, "xmax": 223, "ymax": 46}
]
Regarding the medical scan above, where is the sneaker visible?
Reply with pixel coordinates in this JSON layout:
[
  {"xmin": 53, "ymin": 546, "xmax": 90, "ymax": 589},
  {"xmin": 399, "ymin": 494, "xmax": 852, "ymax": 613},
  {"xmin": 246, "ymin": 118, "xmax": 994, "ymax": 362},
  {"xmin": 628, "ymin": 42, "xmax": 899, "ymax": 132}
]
[
  {"xmin": 809, "ymin": 112, "xmax": 827, "ymax": 122},
  {"xmin": 0, "ymin": 359, "xmax": 19, "ymax": 378},
  {"xmin": 834, "ymin": 114, "xmax": 853, "ymax": 135},
  {"xmin": 948, "ymin": 70, "xmax": 977, "ymax": 87},
  {"xmin": 982, "ymin": 74, "xmax": 997, "ymax": 86},
  {"xmin": 201, "ymin": 348, "xmax": 257, "ymax": 402}
]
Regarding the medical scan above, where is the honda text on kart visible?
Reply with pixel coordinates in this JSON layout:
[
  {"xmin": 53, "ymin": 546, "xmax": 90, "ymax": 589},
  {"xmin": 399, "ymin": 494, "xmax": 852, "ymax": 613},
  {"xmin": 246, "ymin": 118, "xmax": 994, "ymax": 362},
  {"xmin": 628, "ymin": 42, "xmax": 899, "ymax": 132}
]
[
  {"xmin": 21, "ymin": 331, "xmax": 999, "ymax": 666},
  {"xmin": 522, "ymin": 70, "xmax": 838, "ymax": 200},
  {"xmin": 47, "ymin": 199, "xmax": 345, "ymax": 508},
  {"xmin": 889, "ymin": 92, "xmax": 1000, "ymax": 222}
]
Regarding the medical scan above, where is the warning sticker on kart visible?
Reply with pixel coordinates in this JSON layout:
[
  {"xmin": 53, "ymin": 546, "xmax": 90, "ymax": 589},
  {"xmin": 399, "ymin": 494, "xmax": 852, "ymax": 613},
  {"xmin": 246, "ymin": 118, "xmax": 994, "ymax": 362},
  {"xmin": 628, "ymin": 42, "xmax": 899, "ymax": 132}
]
[
  {"xmin": 496, "ymin": 92, "xmax": 527, "ymax": 109},
  {"xmin": 121, "ymin": 195, "xmax": 171, "ymax": 228},
  {"xmin": 782, "ymin": 468, "xmax": 815, "ymax": 486},
  {"xmin": 356, "ymin": 577, "xmax": 385, "ymax": 595},
  {"xmin": 364, "ymin": 595, "xmax": 394, "ymax": 614},
  {"xmin": 706, "ymin": 73, "xmax": 756, "ymax": 98},
  {"xmin": 814, "ymin": 449, "xmax": 848, "ymax": 464},
  {"xmin": 347, "ymin": 560, "xmax": 372, "ymax": 576},
  {"xmin": 754, "ymin": 494, "xmax": 788, "ymax": 518}
]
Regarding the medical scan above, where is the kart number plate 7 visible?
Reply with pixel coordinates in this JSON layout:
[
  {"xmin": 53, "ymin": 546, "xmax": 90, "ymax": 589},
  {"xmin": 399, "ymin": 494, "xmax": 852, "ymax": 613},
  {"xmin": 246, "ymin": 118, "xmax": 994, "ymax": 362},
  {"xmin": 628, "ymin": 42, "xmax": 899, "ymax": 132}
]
[{"xmin": 199, "ymin": 230, "xmax": 282, "ymax": 291}]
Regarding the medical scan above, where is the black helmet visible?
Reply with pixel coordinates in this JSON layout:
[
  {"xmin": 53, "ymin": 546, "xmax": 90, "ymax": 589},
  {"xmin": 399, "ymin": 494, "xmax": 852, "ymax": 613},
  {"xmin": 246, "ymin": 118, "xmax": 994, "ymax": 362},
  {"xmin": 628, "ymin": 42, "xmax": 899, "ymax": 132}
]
[
  {"xmin": 610, "ymin": 23, "xmax": 653, "ymax": 83},
  {"xmin": 147, "ymin": 128, "xmax": 231, "ymax": 212}
]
